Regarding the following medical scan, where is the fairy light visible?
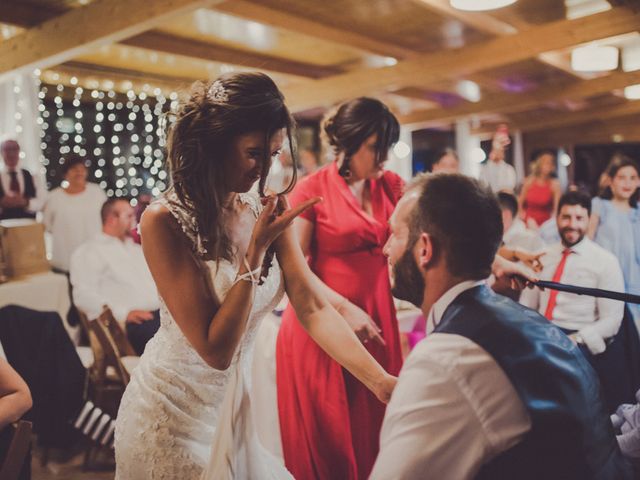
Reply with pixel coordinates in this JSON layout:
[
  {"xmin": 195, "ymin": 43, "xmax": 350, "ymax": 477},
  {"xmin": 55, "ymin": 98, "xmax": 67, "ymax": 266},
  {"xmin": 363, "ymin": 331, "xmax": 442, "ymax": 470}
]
[{"xmin": 38, "ymin": 77, "xmax": 174, "ymax": 198}]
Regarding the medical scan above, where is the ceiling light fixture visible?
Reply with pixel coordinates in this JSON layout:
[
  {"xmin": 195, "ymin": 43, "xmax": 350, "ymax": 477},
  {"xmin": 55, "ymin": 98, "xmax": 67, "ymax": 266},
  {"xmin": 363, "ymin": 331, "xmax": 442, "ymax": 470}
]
[
  {"xmin": 450, "ymin": 0, "xmax": 517, "ymax": 11},
  {"xmin": 624, "ymin": 84, "xmax": 640, "ymax": 100},
  {"xmin": 571, "ymin": 45, "xmax": 619, "ymax": 72}
]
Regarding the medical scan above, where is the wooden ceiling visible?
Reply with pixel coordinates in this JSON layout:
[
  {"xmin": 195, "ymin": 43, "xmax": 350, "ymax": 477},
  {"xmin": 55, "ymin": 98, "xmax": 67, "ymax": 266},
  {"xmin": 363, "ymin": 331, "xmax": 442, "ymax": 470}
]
[{"xmin": 0, "ymin": 0, "xmax": 639, "ymax": 146}]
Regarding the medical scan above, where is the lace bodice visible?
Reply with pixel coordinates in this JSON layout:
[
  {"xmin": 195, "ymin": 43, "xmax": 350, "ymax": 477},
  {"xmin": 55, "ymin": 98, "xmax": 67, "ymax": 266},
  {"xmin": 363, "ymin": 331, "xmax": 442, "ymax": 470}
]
[
  {"xmin": 115, "ymin": 189, "xmax": 287, "ymax": 480},
  {"xmin": 154, "ymin": 188, "xmax": 284, "ymax": 372}
]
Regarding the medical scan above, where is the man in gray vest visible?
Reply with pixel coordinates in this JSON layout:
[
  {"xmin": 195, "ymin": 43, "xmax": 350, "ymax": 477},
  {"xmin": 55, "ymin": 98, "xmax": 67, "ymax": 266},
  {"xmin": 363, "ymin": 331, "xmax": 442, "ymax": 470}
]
[
  {"xmin": 0, "ymin": 139, "xmax": 46, "ymax": 220},
  {"xmin": 371, "ymin": 173, "xmax": 632, "ymax": 479}
]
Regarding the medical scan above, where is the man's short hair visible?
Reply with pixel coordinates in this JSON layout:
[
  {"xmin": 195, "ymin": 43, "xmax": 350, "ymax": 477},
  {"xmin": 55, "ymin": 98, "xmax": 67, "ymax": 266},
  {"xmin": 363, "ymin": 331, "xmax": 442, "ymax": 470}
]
[
  {"xmin": 558, "ymin": 191, "xmax": 591, "ymax": 216},
  {"xmin": 61, "ymin": 154, "xmax": 86, "ymax": 175},
  {"xmin": 101, "ymin": 198, "xmax": 129, "ymax": 224},
  {"xmin": 408, "ymin": 174, "xmax": 503, "ymax": 279},
  {"xmin": 497, "ymin": 191, "xmax": 518, "ymax": 218}
]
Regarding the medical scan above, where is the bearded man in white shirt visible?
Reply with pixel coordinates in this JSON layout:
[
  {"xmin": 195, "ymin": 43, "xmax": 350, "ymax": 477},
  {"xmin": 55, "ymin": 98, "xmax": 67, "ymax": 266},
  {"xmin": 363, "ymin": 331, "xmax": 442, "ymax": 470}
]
[
  {"xmin": 372, "ymin": 174, "xmax": 631, "ymax": 480},
  {"xmin": 520, "ymin": 190, "xmax": 629, "ymax": 413},
  {"xmin": 70, "ymin": 198, "xmax": 160, "ymax": 355}
]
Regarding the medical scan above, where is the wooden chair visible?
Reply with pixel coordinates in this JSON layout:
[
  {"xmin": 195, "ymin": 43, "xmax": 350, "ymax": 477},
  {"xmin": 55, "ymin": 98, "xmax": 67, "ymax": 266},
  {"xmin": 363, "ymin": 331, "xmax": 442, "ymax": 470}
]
[
  {"xmin": 89, "ymin": 319, "xmax": 131, "ymax": 388},
  {"xmin": 0, "ymin": 420, "xmax": 32, "ymax": 480},
  {"xmin": 97, "ymin": 307, "xmax": 136, "ymax": 358}
]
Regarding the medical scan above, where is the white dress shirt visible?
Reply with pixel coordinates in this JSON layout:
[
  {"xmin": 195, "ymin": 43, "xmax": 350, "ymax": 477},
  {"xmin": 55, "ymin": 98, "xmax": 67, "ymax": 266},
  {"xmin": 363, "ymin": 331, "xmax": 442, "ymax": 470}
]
[
  {"xmin": 43, "ymin": 183, "xmax": 106, "ymax": 271},
  {"xmin": 503, "ymin": 218, "xmax": 544, "ymax": 253},
  {"xmin": 0, "ymin": 168, "xmax": 47, "ymax": 214},
  {"xmin": 69, "ymin": 232, "xmax": 159, "ymax": 325},
  {"xmin": 479, "ymin": 160, "xmax": 517, "ymax": 193},
  {"xmin": 371, "ymin": 280, "xmax": 531, "ymax": 480},
  {"xmin": 520, "ymin": 238, "xmax": 625, "ymax": 355}
]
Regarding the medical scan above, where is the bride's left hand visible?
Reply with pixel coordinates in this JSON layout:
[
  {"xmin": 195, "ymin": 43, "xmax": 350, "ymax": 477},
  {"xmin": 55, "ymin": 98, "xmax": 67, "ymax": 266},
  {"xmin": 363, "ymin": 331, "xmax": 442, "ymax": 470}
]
[{"xmin": 492, "ymin": 255, "xmax": 539, "ymax": 291}]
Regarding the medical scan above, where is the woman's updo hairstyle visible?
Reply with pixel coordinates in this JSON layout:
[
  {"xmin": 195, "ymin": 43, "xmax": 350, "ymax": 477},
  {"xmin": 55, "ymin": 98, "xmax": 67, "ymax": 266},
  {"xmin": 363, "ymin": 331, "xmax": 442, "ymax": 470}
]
[
  {"xmin": 322, "ymin": 97, "xmax": 400, "ymax": 178},
  {"xmin": 166, "ymin": 72, "xmax": 296, "ymax": 261}
]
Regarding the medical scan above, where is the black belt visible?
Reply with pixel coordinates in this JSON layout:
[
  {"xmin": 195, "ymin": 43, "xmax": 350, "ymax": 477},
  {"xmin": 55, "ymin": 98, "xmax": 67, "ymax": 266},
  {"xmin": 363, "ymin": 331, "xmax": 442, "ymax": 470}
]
[{"xmin": 534, "ymin": 280, "xmax": 640, "ymax": 305}]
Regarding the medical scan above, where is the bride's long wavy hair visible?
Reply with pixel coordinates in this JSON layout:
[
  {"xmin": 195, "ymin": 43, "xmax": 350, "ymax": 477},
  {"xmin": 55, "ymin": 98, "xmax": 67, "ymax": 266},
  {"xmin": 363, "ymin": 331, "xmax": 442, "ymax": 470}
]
[{"xmin": 166, "ymin": 72, "xmax": 297, "ymax": 261}]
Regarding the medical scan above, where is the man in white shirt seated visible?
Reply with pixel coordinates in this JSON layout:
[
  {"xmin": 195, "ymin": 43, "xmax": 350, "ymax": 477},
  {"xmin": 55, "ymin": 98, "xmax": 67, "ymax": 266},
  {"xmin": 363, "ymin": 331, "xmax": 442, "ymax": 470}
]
[
  {"xmin": 372, "ymin": 174, "xmax": 631, "ymax": 479},
  {"xmin": 70, "ymin": 198, "xmax": 160, "ymax": 355},
  {"xmin": 520, "ymin": 190, "xmax": 625, "ymax": 356}
]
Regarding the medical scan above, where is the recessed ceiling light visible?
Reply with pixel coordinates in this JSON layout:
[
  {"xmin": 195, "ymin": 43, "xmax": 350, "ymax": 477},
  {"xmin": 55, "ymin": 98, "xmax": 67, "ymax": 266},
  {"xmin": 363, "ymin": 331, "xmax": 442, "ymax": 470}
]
[
  {"xmin": 450, "ymin": 0, "xmax": 517, "ymax": 11},
  {"xmin": 571, "ymin": 45, "xmax": 619, "ymax": 72},
  {"xmin": 624, "ymin": 84, "xmax": 640, "ymax": 100}
]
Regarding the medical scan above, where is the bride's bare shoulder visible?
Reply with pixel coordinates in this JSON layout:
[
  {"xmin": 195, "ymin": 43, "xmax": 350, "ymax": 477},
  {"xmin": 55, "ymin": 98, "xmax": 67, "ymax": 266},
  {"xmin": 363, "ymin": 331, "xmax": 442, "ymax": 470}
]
[{"xmin": 140, "ymin": 203, "xmax": 184, "ymax": 243}]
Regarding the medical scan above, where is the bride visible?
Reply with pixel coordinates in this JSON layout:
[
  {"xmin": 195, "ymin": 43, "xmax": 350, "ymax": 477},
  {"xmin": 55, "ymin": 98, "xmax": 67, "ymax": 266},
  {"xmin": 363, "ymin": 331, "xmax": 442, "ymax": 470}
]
[{"xmin": 114, "ymin": 72, "xmax": 396, "ymax": 479}]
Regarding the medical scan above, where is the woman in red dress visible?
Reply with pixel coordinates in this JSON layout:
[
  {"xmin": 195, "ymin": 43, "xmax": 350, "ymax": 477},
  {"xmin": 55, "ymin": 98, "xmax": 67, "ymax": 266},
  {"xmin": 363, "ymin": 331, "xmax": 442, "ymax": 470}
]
[
  {"xmin": 518, "ymin": 150, "xmax": 561, "ymax": 227},
  {"xmin": 276, "ymin": 98, "xmax": 404, "ymax": 480}
]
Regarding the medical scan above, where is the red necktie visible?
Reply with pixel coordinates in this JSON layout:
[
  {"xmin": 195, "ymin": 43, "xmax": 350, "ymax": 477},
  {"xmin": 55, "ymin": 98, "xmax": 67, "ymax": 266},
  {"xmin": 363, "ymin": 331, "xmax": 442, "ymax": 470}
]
[
  {"xmin": 544, "ymin": 248, "xmax": 573, "ymax": 320},
  {"xmin": 8, "ymin": 171, "xmax": 19, "ymax": 194}
]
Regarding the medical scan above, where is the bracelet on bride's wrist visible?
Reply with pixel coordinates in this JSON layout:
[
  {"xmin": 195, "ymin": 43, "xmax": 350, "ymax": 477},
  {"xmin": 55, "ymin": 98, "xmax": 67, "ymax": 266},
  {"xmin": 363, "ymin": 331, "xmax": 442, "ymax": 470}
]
[{"xmin": 233, "ymin": 256, "xmax": 261, "ymax": 287}]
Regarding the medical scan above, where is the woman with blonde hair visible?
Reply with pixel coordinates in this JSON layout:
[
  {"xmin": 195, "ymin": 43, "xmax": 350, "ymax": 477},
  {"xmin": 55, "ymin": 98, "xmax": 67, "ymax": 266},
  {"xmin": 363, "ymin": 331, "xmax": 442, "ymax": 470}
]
[{"xmin": 518, "ymin": 150, "xmax": 561, "ymax": 228}]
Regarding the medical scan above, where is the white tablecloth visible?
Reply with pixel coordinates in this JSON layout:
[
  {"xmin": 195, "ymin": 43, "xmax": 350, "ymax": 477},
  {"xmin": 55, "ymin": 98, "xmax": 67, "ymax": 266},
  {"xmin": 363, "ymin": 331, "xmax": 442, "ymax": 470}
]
[{"xmin": 0, "ymin": 272, "xmax": 79, "ymax": 353}]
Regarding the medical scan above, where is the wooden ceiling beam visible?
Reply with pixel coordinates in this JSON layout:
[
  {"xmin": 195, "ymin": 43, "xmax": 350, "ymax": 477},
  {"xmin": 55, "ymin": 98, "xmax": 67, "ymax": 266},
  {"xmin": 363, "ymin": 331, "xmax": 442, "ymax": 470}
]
[
  {"xmin": 475, "ymin": 100, "xmax": 640, "ymax": 136},
  {"xmin": 0, "ymin": 3, "xmax": 65, "ymax": 27},
  {"xmin": 122, "ymin": 31, "xmax": 342, "ymax": 79},
  {"xmin": 213, "ymin": 0, "xmax": 415, "ymax": 60},
  {"xmin": 412, "ymin": 0, "xmax": 593, "ymax": 82},
  {"xmin": 515, "ymin": 101, "xmax": 640, "ymax": 133},
  {"xmin": 282, "ymin": 7, "xmax": 639, "ymax": 112},
  {"xmin": 399, "ymin": 69, "xmax": 640, "ymax": 126},
  {"xmin": 410, "ymin": 0, "xmax": 518, "ymax": 35},
  {"xmin": 0, "ymin": 0, "xmax": 222, "ymax": 81},
  {"xmin": 525, "ymin": 116, "xmax": 640, "ymax": 147}
]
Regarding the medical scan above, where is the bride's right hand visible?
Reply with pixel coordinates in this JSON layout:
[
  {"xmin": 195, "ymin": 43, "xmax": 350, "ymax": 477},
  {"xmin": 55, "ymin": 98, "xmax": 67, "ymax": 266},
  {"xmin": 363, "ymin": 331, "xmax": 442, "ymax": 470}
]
[{"xmin": 250, "ymin": 195, "xmax": 321, "ymax": 255}]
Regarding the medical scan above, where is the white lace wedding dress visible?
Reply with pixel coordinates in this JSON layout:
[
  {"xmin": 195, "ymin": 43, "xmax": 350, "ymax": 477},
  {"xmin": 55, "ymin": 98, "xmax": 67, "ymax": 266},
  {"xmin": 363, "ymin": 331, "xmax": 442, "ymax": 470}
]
[{"xmin": 114, "ymin": 190, "xmax": 293, "ymax": 479}]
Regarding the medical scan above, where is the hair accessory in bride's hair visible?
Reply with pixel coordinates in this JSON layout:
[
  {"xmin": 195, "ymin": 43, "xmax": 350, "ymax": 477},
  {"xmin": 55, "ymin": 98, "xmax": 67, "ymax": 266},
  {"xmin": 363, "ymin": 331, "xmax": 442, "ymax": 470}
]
[{"xmin": 208, "ymin": 80, "xmax": 228, "ymax": 103}]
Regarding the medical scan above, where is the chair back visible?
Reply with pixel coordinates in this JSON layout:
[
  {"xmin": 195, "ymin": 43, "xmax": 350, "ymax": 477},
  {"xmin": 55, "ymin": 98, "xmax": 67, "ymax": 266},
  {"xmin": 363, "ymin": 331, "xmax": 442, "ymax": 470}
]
[
  {"xmin": 76, "ymin": 308, "xmax": 105, "ymax": 381},
  {"xmin": 89, "ymin": 320, "xmax": 130, "ymax": 386},
  {"xmin": 97, "ymin": 308, "xmax": 136, "ymax": 357},
  {"xmin": 0, "ymin": 420, "xmax": 32, "ymax": 480}
]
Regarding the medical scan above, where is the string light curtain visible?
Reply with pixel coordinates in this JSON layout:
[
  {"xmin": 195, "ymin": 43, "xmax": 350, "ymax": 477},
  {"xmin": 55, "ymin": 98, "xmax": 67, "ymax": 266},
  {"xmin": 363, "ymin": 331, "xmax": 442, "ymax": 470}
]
[
  {"xmin": 39, "ymin": 80, "xmax": 176, "ymax": 205},
  {"xmin": 0, "ymin": 72, "xmax": 46, "ymax": 173}
]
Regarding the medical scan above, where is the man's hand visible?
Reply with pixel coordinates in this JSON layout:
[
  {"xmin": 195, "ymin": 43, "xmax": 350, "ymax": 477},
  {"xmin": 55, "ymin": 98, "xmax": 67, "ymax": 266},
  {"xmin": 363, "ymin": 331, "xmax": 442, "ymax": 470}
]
[{"xmin": 126, "ymin": 310, "xmax": 154, "ymax": 324}]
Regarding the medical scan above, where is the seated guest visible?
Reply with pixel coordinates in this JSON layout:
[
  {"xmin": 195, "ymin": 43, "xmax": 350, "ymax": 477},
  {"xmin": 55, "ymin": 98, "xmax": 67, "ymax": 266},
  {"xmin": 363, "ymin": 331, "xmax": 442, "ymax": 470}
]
[
  {"xmin": 130, "ymin": 193, "xmax": 152, "ymax": 244},
  {"xmin": 431, "ymin": 148, "xmax": 460, "ymax": 174},
  {"xmin": 43, "ymin": 155, "xmax": 106, "ymax": 272},
  {"xmin": 70, "ymin": 198, "xmax": 160, "ymax": 355},
  {"xmin": 499, "ymin": 192, "xmax": 544, "ymax": 252},
  {"xmin": 373, "ymin": 174, "xmax": 631, "ymax": 479},
  {"xmin": 0, "ymin": 138, "xmax": 46, "ymax": 220},
  {"xmin": 521, "ymin": 191, "xmax": 624, "ymax": 356},
  {"xmin": 0, "ymin": 357, "xmax": 32, "ymax": 429},
  {"xmin": 612, "ymin": 388, "xmax": 640, "ymax": 466}
]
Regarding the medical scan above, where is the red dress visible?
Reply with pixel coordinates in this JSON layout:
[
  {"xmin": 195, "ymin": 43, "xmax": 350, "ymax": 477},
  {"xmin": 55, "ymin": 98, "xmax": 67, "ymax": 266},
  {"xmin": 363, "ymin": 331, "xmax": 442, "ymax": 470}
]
[
  {"xmin": 276, "ymin": 163, "xmax": 404, "ymax": 480},
  {"xmin": 523, "ymin": 180, "xmax": 554, "ymax": 227}
]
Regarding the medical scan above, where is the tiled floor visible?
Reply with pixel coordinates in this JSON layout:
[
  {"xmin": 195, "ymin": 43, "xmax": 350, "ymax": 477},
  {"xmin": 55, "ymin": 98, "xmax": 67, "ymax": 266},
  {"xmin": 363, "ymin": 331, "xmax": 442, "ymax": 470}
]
[{"xmin": 31, "ymin": 446, "xmax": 114, "ymax": 480}]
